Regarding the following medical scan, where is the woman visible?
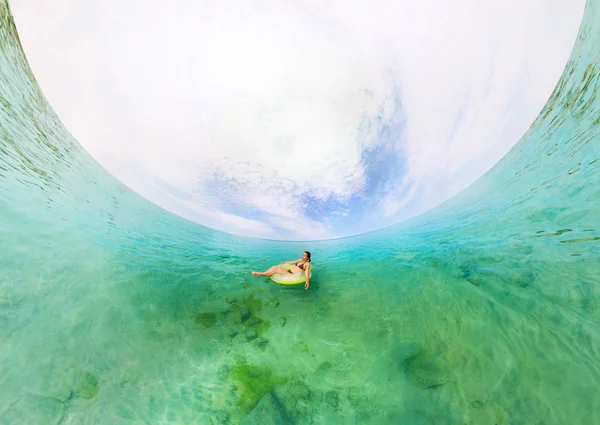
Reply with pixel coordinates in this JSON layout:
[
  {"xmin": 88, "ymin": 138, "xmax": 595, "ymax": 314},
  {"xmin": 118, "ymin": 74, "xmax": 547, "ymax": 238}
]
[{"xmin": 251, "ymin": 251, "xmax": 312, "ymax": 290}]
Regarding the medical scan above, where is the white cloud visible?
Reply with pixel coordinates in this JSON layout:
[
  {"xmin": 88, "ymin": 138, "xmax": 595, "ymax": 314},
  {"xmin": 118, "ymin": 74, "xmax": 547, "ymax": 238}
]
[
  {"xmin": 379, "ymin": 0, "xmax": 585, "ymax": 212},
  {"xmin": 380, "ymin": 182, "xmax": 419, "ymax": 219},
  {"xmin": 10, "ymin": 0, "xmax": 585, "ymax": 239}
]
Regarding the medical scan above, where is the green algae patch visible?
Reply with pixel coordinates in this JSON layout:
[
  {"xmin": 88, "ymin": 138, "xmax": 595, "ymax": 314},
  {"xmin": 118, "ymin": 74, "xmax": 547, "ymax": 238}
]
[
  {"xmin": 317, "ymin": 361, "xmax": 333, "ymax": 373},
  {"xmin": 229, "ymin": 363, "xmax": 287, "ymax": 416},
  {"xmin": 74, "ymin": 372, "xmax": 99, "ymax": 399},
  {"xmin": 248, "ymin": 316, "xmax": 271, "ymax": 337},
  {"xmin": 226, "ymin": 294, "xmax": 263, "ymax": 315},
  {"xmin": 51, "ymin": 362, "xmax": 99, "ymax": 400},
  {"xmin": 241, "ymin": 294, "xmax": 263, "ymax": 313},
  {"xmin": 195, "ymin": 312, "xmax": 217, "ymax": 328},
  {"xmin": 225, "ymin": 297, "xmax": 272, "ymax": 339},
  {"xmin": 297, "ymin": 341, "xmax": 312, "ymax": 356},
  {"xmin": 403, "ymin": 349, "xmax": 449, "ymax": 389}
]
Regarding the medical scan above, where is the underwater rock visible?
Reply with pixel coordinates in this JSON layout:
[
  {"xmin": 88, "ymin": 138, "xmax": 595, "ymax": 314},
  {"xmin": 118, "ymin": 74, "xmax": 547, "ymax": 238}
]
[
  {"xmin": 0, "ymin": 394, "xmax": 64, "ymax": 425},
  {"xmin": 507, "ymin": 270, "xmax": 536, "ymax": 288},
  {"xmin": 224, "ymin": 307, "xmax": 251, "ymax": 325},
  {"xmin": 346, "ymin": 387, "xmax": 368, "ymax": 408},
  {"xmin": 391, "ymin": 341, "xmax": 424, "ymax": 363},
  {"xmin": 255, "ymin": 338, "xmax": 269, "ymax": 349},
  {"xmin": 273, "ymin": 379, "xmax": 311, "ymax": 409},
  {"xmin": 217, "ymin": 365, "xmax": 230, "ymax": 380},
  {"xmin": 471, "ymin": 400, "xmax": 485, "ymax": 409},
  {"xmin": 73, "ymin": 372, "xmax": 99, "ymax": 399},
  {"xmin": 466, "ymin": 274, "xmax": 482, "ymax": 287},
  {"xmin": 325, "ymin": 391, "xmax": 339, "ymax": 409},
  {"xmin": 244, "ymin": 328, "xmax": 258, "ymax": 341},
  {"xmin": 249, "ymin": 317, "xmax": 271, "ymax": 336},
  {"xmin": 240, "ymin": 392, "xmax": 291, "ymax": 425},
  {"xmin": 195, "ymin": 312, "xmax": 217, "ymax": 328},
  {"xmin": 459, "ymin": 268, "xmax": 473, "ymax": 278},
  {"xmin": 53, "ymin": 388, "xmax": 73, "ymax": 403},
  {"xmin": 316, "ymin": 361, "xmax": 333, "ymax": 373},
  {"xmin": 224, "ymin": 310, "xmax": 243, "ymax": 325},
  {"xmin": 240, "ymin": 295, "xmax": 263, "ymax": 313},
  {"xmin": 403, "ymin": 350, "xmax": 449, "ymax": 389},
  {"xmin": 230, "ymin": 363, "xmax": 286, "ymax": 414},
  {"xmin": 239, "ymin": 309, "xmax": 251, "ymax": 323},
  {"xmin": 273, "ymin": 379, "xmax": 309, "ymax": 401},
  {"xmin": 227, "ymin": 325, "xmax": 243, "ymax": 338},
  {"xmin": 215, "ymin": 411, "xmax": 230, "ymax": 424},
  {"xmin": 288, "ymin": 381, "xmax": 310, "ymax": 400},
  {"xmin": 457, "ymin": 264, "xmax": 484, "ymax": 286},
  {"xmin": 227, "ymin": 300, "xmax": 241, "ymax": 311},
  {"xmin": 246, "ymin": 315, "xmax": 262, "ymax": 327},
  {"xmin": 50, "ymin": 365, "xmax": 98, "ymax": 401},
  {"xmin": 273, "ymin": 379, "xmax": 313, "ymax": 421},
  {"xmin": 469, "ymin": 401, "xmax": 509, "ymax": 424},
  {"xmin": 345, "ymin": 387, "xmax": 377, "ymax": 420}
]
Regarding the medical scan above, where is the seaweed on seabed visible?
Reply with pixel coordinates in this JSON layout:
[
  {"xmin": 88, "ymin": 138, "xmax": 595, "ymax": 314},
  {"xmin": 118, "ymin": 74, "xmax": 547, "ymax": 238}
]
[
  {"xmin": 195, "ymin": 312, "xmax": 217, "ymax": 328},
  {"xmin": 228, "ymin": 362, "xmax": 287, "ymax": 419},
  {"xmin": 224, "ymin": 296, "xmax": 271, "ymax": 339},
  {"xmin": 402, "ymin": 349, "xmax": 450, "ymax": 390}
]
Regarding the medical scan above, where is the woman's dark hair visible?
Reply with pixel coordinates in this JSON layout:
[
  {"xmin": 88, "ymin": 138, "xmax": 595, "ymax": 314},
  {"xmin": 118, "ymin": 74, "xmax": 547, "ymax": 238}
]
[{"xmin": 304, "ymin": 251, "xmax": 311, "ymax": 262}]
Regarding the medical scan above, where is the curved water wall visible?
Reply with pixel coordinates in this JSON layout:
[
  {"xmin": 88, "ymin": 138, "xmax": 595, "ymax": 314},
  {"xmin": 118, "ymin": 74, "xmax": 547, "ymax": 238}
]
[{"xmin": 1, "ymin": 0, "xmax": 599, "ymax": 424}]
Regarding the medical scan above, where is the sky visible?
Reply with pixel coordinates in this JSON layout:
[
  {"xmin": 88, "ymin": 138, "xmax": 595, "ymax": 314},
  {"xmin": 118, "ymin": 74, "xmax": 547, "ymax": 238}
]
[{"xmin": 10, "ymin": 0, "xmax": 586, "ymax": 240}]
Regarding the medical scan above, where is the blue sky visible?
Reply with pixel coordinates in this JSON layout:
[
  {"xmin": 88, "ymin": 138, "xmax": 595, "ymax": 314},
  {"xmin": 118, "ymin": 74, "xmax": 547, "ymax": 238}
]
[{"xmin": 10, "ymin": 0, "xmax": 586, "ymax": 240}]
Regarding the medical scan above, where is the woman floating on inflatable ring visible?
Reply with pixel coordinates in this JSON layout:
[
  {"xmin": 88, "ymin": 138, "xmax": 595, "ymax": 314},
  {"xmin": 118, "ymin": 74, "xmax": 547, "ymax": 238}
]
[{"xmin": 251, "ymin": 251, "xmax": 312, "ymax": 290}]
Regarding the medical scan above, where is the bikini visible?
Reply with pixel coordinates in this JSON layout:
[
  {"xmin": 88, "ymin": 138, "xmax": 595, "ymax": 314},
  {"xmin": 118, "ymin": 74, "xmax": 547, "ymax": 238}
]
[{"xmin": 288, "ymin": 261, "xmax": 305, "ymax": 275}]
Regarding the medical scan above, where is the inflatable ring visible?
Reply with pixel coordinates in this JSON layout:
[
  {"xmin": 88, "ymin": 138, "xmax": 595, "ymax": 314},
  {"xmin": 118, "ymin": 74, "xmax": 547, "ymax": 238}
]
[{"xmin": 271, "ymin": 263, "xmax": 313, "ymax": 285}]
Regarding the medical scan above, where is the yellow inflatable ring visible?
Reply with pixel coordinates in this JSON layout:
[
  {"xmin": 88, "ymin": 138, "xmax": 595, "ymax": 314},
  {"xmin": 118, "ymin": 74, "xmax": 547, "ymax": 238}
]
[{"xmin": 271, "ymin": 263, "xmax": 313, "ymax": 285}]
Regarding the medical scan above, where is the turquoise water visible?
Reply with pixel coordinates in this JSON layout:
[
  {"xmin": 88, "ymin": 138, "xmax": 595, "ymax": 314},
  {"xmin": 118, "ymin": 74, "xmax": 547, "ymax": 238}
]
[{"xmin": 1, "ymin": 0, "xmax": 599, "ymax": 423}]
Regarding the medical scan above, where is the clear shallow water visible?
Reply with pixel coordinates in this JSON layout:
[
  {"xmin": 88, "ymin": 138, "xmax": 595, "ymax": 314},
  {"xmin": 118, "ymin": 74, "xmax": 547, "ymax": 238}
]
[{"xmin": 1, "ymin": 0, "xmax": 599, "ymax": 423}]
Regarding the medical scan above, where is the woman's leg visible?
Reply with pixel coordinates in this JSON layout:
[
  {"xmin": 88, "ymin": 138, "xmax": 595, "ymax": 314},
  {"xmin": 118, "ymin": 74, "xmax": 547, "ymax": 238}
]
[{"xmin": 251, "ymin": 266, "xmax": 289, "ymax": 276}]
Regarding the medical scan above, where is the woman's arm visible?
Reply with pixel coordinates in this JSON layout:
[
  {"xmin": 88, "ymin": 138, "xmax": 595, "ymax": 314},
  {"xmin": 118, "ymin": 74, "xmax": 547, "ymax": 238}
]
[
  {"xmin": 280, "ymin": 259, "xmax": 299, "ymax": 264},
  {"xmin": 304, "ymin": 266, "xmax": 310, "ymax": 290}
]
